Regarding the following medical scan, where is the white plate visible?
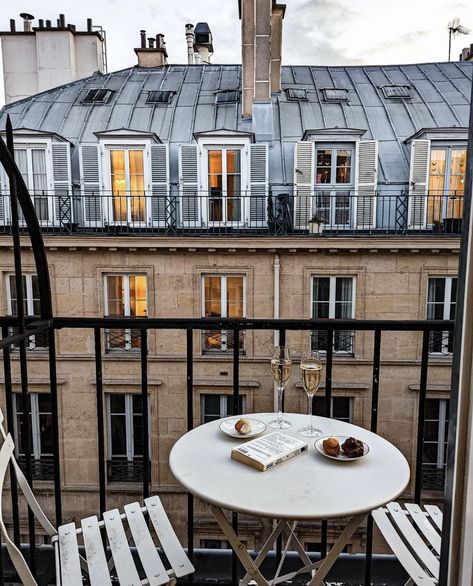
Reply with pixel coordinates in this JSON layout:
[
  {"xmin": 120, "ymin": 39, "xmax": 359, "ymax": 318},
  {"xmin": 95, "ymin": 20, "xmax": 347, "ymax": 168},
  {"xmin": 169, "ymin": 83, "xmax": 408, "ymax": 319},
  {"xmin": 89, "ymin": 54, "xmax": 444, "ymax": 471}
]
[
  {"xmin": 315, "ymin": 436, "xmax": 370, "ymax": 461},
  {"xmin": 219, "ymin": 418, "xmax": 267, "ymax": 439}
]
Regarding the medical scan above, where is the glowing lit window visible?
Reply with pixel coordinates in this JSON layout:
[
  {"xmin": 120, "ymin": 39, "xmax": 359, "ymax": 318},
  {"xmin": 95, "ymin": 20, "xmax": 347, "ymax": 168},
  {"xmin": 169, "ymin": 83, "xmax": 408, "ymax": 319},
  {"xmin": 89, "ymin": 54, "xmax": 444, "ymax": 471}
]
[
  {"xmin": 104, "ymin": 274, "xmax": 147, "ymax": 351},
  {"xmin": 202, "ymin": 275, "xmax": 245, "ymax": 353},
  {"xmin": 109, "ymin": 148, "xmax": 145, "ymax": 224},
  {"xmin": 428, "ymin": 147, "xmax": 466, "ymax": 224}
]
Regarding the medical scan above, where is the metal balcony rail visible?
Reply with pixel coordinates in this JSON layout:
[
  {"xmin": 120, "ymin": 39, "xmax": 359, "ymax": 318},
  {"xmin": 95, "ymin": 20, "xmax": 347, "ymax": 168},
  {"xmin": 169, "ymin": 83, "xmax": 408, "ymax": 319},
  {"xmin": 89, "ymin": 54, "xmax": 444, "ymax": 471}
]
[
  {"xmin": 0, "ymin": 190, "xmax": 464, "ymax": 235},
  {"xmin": 0, "ymin": 315, "xmax": 455, "ymax": 586}
]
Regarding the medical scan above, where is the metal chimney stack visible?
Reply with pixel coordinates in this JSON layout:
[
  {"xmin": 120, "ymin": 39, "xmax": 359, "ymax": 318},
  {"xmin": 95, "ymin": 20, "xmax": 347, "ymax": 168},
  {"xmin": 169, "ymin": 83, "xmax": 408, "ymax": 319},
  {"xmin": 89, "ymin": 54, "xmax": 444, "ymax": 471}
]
[
  {"xmin": 185, "ymin": 24, "xmax": 195, "ymax": 65},
  {"xmin": 19, "ymin": 12, "xmax": 34, "ymax": 32}
]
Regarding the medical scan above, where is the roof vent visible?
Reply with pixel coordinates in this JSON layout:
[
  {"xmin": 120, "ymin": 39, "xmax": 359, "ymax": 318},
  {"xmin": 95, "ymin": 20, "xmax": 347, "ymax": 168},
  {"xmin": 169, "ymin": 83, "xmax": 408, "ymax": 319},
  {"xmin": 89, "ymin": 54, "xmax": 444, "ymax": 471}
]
[
  {"xmin": 146, "ymin": 90, "xmax": 174, "ymax": 104},
  {"xmin": 285, "ymin": 88, "xmax": 308, "ymax": 101},
  {"xmin": 82, "ymin": 89, "xmax": 112, "ymax": 104},
  {"xmin": 322, "ymin": 88, "xmax": 349, "ymax": 102},
  {"xmin": 215, "ymin": 90, "xmax": 240, "ymax": 104},
  {"xmin": 381, "ymin": 85, "xmax": 411, "ymax": 99}
]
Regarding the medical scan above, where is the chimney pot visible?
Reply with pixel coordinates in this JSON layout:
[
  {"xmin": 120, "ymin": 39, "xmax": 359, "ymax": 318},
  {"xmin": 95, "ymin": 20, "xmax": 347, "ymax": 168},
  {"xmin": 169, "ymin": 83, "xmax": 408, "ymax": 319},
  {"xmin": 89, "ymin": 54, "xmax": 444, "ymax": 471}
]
[
  {"xmin": 148, "ymin": 37, "xmax": 155, "ymax": 49},
  {"xmin": 87, "ymin": 18, "xmax": 93, "ymax": 32},
  {"xmin": 45, "ymin": 20, "xmax": 51, "ymax": 28},
  {"xmin": 38, "ymin": 18, "xmax": 44, "ymax": 28},
  {"xmin": 69, "ymin": 24, "xmax": 76, "ymax": 32},
  {"xmin": 57, "ymin": 19, "xmax": 61, "ymax": 28},
  {"xmin": 19, "ymin": 12, "xmax": 34, "ymax": 32},
  {"xmin": 140, "ymin": 29, "xmax": 146, "ymax": 48},
  {"xmin": 9, "ymin": 19, "xmax": 16, "ymax": 32},
  {"xmin": 59, "ymin": 13, "xmax": 66, "ymax": 27}
]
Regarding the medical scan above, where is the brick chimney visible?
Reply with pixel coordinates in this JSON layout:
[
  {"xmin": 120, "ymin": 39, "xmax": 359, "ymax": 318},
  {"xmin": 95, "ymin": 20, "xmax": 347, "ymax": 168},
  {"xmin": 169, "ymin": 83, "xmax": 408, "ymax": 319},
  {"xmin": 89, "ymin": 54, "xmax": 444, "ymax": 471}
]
[
  {"xmin": 240, "ymin": 0, "xmax": 286, "ymax": 118},
  {"xmin": 134, "ymin": 30, "xmax": 168, "ymax": 67}
]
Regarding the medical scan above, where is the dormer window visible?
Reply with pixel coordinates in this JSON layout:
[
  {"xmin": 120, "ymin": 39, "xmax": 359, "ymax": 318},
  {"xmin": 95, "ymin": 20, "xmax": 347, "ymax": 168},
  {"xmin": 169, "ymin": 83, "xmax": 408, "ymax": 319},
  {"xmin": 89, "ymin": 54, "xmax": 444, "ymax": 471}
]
[
  {"xmin": 322, "ymin": 88, "xmax": 349, "ymax": 103},
  {"xmin": 82, "ymin": 89, "xmax": 112, "ymax": 104},
  {"xmin": 146, "ymin": 90, "xmax": 174, "ymax": 104},
  {"xmin": 215, "ymin": 90, "xmax": 240, "ymax": 104},
  {"xmin": 285, "ymin": 88, "xmax": 308, "ymax": 101}
]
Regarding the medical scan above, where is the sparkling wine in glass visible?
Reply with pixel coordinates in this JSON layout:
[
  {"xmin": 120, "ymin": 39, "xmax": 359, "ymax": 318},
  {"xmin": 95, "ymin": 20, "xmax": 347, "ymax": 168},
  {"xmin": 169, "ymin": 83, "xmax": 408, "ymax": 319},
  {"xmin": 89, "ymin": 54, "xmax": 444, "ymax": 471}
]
[
  {"xmin": 269, "ymin": 346, "xmax": 292, "ymax": 429},
  {"xmin": 298, "ymin": 351, "xmax": 323, "ymax": 437}
]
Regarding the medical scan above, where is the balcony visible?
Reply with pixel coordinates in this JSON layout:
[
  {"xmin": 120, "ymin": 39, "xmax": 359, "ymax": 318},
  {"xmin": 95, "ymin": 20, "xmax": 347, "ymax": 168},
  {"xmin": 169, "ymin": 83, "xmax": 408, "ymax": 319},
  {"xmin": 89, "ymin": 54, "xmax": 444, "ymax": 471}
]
[
  {"xmin": 0, "ymin": 315, "xmax": 455, "ymax": 585},
  {"xmin": 0, "ymin": 189, "xmax": 464, "ymax": 236}
]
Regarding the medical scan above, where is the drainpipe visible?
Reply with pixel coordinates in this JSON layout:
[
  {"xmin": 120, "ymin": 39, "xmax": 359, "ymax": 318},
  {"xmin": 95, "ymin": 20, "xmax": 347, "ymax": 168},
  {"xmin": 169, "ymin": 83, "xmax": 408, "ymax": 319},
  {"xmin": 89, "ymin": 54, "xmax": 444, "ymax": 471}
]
[{"xmin": 273, "ymin": 254, "xmax": 280, "ymax": 410}]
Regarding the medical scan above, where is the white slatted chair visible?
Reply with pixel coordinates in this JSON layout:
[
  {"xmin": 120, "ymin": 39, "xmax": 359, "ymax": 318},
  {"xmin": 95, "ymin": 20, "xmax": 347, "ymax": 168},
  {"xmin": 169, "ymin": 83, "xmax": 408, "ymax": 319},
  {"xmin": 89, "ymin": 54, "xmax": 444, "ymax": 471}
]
[
  {"xmin": 0, "ymin": 410, "xmax": 194, "ymax": 586},
  {"xmin": 372, "ymin": 501, "xmax": 443, "ymax": 586}
]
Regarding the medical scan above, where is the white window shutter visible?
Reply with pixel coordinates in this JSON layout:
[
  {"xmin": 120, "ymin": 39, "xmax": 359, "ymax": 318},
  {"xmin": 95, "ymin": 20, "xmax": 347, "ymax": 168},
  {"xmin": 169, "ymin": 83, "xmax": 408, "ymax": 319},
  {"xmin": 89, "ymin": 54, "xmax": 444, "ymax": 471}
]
[
  {"xmin": 408, "ymin": 139, "xmax": 430, "ymax": 229},
  {"xmin": 0, "ymin": 166, "xmax": 8, "ymax": 225},
  {"xmin": 150, "ymin": 144, "xmax": 169, "ymax": 227},
  {"xmin": 51, "ymin": 142, "xmax": 72, "ymax": 225},
  {"xmin": 294, "ymin": 141, "xmax": 314, "ymax": 229},
  {"xmin": 80, "ymin": 144, "xmax": 102, "ymax": 227},
  {"xmin": 249, "ymin": 143, "xmax": 268, "ymax": 226},
  {"xmin": 179, "ymin": 144, "xmax": 200, "ymax": 226},
  {"xmin": 355, "ymin": 140, "xmax": 378, "ymax": 229}
]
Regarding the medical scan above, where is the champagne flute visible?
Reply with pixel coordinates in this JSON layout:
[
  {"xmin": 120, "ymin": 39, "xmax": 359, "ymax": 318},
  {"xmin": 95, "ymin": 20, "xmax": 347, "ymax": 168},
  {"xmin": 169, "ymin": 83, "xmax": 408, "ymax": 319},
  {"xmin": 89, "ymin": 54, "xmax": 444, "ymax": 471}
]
[
  {"xmin": 269, "ymin": 346, "xmax": 292, "ymax": 429},
  {"xmin": 298, "ymin": 351, "xmax": 323, "ymax": 437}
]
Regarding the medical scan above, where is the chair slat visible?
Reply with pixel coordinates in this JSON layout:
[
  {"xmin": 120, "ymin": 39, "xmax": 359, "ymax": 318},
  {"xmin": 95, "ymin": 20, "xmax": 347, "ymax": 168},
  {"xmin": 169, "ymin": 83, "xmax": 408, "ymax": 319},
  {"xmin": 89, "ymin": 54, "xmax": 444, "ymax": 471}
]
[
  {"xmin": 404, "ymin": 503, "xmax": 442, "ymax": 554},
  {"xmin": 103, "ymin": 508, "xmax": 141, "ymax": 586},
  {"xmin": 58, "ymin": 523, "xmax": 83, "ymax": 586},
  {"xmin": 81, "ymin": 516, "xmax": 113, "ymax": 586},
  {"xmin": 145, "ymin": 496, "xmax": 194, "ymax": 578},
  {"xmin": 124, "ymin": 502, "xmax": 169, "ymax": 586},
  {"xmin": 386, "ymin": 503, "xmax": 439, "ymax": 578},
  {"xmin": 372, "ymin": 508, "xmax": 437, "ymax": 586},
  {"xmin": 424, "ymin": 505, "xmax": 443, "ymax": 531}
]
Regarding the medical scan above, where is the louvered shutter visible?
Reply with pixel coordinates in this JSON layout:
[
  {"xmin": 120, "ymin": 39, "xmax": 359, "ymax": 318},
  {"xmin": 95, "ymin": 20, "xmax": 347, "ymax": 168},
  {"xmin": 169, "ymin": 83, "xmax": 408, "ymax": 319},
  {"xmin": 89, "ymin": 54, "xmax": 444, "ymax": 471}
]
[
  {"xmin": 408, "ymin": 139, "xmax": 430, "ymax": 229},
  {"xmin": 0, "ymin": 166, "xmax": 7, "ymax": 225},
  {"xmin": 150, "ymin": 144, "xmax": 169, "ymax": 227},
  {"xmin": 355, "ymin": 140, "xmax": 378, "ymax": 229},
  {"xmin": 249, "ymin": 143, "xmax": 268, "ymax": 227},
  {"xmin": 179, "ymin": 144, "xmax": 200, "ymax": 227},
  {"xmin": 294, "ymin": 142, "xmax": 314, "ymax": 229},
  {"xmin": 51, "ymin": 142, "xmax": 72, "ymax": 226},
  {"xmin": 80, "ymin": 144, "xmax": 102, "ymax": 226}
]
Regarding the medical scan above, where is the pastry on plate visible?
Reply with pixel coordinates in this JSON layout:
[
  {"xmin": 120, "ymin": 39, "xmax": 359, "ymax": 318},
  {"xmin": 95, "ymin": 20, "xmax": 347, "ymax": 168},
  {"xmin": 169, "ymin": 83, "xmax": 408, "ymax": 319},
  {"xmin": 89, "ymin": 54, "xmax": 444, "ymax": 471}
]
[
  {"xmin": 322, "ymin": 437, "xmax": 340, "ymax": 457},
  {"xmin": 341, "ymin": 437, "xmax": 364, "ymax": 458},
  {"xmin": 234, "ymin": 418, "xmax": 252, "ymax": 435}
]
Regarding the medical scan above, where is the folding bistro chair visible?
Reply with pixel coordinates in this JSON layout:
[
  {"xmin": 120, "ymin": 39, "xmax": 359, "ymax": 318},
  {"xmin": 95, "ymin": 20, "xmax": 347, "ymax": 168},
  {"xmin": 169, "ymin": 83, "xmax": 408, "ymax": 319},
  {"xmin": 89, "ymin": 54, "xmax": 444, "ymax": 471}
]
[
  {"xmin": 372, "ymin": 501, "xmax": 442, "ymax": 586},
  {"xmin": 0, "ymin": 409, "xmax": 194, "ymax": 586}
]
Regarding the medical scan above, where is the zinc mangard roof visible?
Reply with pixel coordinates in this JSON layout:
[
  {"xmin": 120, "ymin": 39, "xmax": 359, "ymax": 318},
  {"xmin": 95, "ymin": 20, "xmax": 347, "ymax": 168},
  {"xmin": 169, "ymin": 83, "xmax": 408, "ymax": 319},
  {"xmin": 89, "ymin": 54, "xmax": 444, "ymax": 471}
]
[{"xmin": 0, "ymin": 62, "xmax": 471, "ymax": 184}]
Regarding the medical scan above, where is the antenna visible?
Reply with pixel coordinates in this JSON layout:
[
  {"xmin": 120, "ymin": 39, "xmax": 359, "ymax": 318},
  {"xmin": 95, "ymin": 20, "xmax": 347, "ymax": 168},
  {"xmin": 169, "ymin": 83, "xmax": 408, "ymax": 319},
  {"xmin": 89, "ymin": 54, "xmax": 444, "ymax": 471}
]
[{"xmin": 448, "ymin": 17, "xmax": 471, "ymax": 61}]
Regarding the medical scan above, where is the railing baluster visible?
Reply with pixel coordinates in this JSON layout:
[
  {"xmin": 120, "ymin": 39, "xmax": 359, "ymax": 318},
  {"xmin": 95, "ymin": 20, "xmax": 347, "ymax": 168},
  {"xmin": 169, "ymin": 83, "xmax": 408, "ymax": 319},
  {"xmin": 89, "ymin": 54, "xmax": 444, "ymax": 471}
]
[
  {"xmin": 141, "ymin": 328, "xmax": 150, "ymax": 499},
  {"xmin": 232, "ymin": 327, "xmax": 240, "ymax": 586},
  {"xmin": 48, "ymin": 326, "xmax": 62, "ymax": 526},
  {"xmin": 364, "ymin": 329, "xmax": 382, "ymax": 586},
  {"xmin": 1, "ymin": 325, "xmax": 20, "ymax": 548},
  {"xmin": 186, "ymin": 328, "xmax": 194, "ymax": 564},
  {"xmin": 415, "ymin": 329, "xmax": 430, "ymax": 503},
  {"xmin": 94, "ymin": 327, "xmax": 106, "ymax": 515},
  {"xmin": 321, "ymin": 328, "xmax": 334, "ymax": 560}
]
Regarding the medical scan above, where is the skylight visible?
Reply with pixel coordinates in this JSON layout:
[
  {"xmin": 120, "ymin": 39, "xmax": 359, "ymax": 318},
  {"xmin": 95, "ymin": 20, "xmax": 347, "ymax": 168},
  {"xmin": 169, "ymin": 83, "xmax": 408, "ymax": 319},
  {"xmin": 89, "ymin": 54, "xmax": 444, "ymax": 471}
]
[
  {"xmin": 215, "ymin": 90, "xmax": 240, "ymax": 104},
  {"xmin": 322, "ymin": 88, "xmax": 349, "ymax": 103},
  {"xmin": 285, "ymin": 88, "xmax": 308, "ymax": 101},
  {"xmin": 82, "ymin": 89, "xmax": 112, "ymax": 104},
  {"xmin": 382, "ymin": 85, "xmax": 411, "ymax": 99},
  {"xmin": 146, "ymin": 91, "xmax": 174, "ymax": 104}
]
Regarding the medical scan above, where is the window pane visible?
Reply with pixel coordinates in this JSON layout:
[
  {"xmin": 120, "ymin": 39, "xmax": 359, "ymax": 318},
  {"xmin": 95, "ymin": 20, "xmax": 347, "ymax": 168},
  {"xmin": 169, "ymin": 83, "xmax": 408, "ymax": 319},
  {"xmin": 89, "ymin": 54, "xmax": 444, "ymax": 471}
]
[
  {"xmin": 204, "ymin": 277, "xmax": 222, "ymax": 318},
  {"xmin": 110, "ymin": 150, "xmax": 126, "ymax": 193},
  {"xmin": 208, "ymin": 150, "xmax": 223, "ymax": 192},
  {"xmin": 31, "ymin": 149, "xmax": 48, "ymax": 192},
  {"xmin": 227, "ymin": 277, "xmax": 244, "ymax": 318},
  {"xmin": 107, "ymin": 276, "xmax": 124, "ymax": 316},
  {"xmin": 111, "ymin": 415, "xmax": 127, "ymax": 455},
  {"xmin": 424, "ymin": 398, "xmax": 440, "ymax": 420},
  {"xmin": 226, "ymin": 150, "xmax": 241, "ymax": 174},
  {"xmin": 335, "ymin": 150, "xmax": 351, "ymax": 183},
  {"xmin": 110, "ymin": 394, "xmax": 126, "ymax": 413},
  {"xmin": 316, "ymin": 150, "xmax": 332, "ymax": 184},
  {"xmin": 429, "ymin": 150, "xmax": 446, "ymax": 180},
  {"xmin": 202, "ymin": 394, "xmax": 222, "ymax": 423},
  {"xmin": 129, "ymin": 275, "xmax": 147, "ymax": 318}
]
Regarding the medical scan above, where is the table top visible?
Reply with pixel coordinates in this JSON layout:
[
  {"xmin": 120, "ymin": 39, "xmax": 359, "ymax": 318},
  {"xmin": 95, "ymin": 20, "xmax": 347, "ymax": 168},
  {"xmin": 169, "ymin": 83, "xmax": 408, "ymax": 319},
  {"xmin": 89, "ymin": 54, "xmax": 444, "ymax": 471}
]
[{"xmin": 169, "ymin": 413, "xmax": 410, "ymax": 521}]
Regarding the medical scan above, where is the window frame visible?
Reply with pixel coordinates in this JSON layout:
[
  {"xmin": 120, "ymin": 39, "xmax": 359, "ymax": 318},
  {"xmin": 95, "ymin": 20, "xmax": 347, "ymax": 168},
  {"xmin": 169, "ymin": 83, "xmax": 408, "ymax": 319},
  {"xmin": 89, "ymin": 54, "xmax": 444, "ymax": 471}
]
[
  {"xmin": 13, "ymin": 392, "xmax": 53, "ymax": 461},
  {"xmin": 313, "ymin": 395, "xmax": 352, "ymax": 423},
  {"xmin": 201, "ymin": 274, "xmax": 246, "ymax": 354},
  {"xmin": 422, "ymin": 398, "xmax": 449, "ymax": 491},
  {"xmin": 426, "ymin": 276, "xmax": 456, "ymax": 356},
  {"xmin": 200, "ymin": 393, "xmax": 247, "ymax": 424},
  {"xmin": 310, "ymin": 275, "xmax": 356, "ymax": 355},
  {"xmin": 5, "ymin": 273, "xmax": 48, "ymax": 350},
  {"xmin": 101, "ymin": 139, "xmax": 152, "ymax": 226},
  {"xmin": 106, "ymin": 393, "xmax": 150, "ymax": 462},
  {"xmin": 103, "ymin": 273, "xmax": 148, "ymax": 351}
]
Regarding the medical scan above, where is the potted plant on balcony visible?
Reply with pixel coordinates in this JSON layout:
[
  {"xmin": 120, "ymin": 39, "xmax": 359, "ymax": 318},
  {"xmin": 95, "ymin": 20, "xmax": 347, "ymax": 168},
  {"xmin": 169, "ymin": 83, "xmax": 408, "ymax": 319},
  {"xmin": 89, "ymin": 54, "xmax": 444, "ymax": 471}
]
[
  {"xmin": 432, "ymin": 219, "xmax": 444, "ymax": 233},
  {"xmin": 308, "ymin": 214, "xmax": 326, "ymax": 235}
]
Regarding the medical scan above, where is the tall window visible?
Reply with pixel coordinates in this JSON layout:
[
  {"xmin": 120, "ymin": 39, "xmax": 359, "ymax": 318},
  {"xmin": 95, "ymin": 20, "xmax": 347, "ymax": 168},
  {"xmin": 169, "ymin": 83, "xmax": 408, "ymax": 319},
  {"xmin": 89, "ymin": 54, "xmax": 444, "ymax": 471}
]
[
  {"xmin": 202, "ymin": 275, "xmax": 245, "ymax": 352},
  {"xmin": 311, "ymin": 277, "xmax": 355, "ymax": 354},
  {"xmin": 104, "ymin": 274, "xmax": 147, "ymax": 351},
  {"xmin": 15, "ymin": 146, "xmax": 50, "ymax": 222},
  {"xmin": 109, "ymin": 148, "xmax": 145, "ymax": 224},
  {"xmin": 207, "ymin": 148, "xmax": 242, "ymax": 223},
  {"xmin": 428, "ymin": 147, "xmax": 466, "ymax": 225},
  {"xmin": 314, "ymin": 146, "xmax": 353, "ymax": 227},
  {"xmin": 107, "ymin": 393, "xmax": 148, "ymax": 482},
  {"xmin": 427, "ymin": 277, "xmax": 457, "ymax": 355},
  {"xmin": 6, "ymin": 274, "xmax": 48, "ymax": 349},
  {"xmin": 313, "ymin": 396, "xmax": 352, "ymax": 423},
  {"xmin": 201, "ymin": 394, "xmax": 246, "ymax": 424},
  {"xmin": 422, "ymin": 399, "xmax": 449, "ymax": 491},
  {"xmin": 14, "ymin": 393, "xmax": 53, "ymax": 480}
]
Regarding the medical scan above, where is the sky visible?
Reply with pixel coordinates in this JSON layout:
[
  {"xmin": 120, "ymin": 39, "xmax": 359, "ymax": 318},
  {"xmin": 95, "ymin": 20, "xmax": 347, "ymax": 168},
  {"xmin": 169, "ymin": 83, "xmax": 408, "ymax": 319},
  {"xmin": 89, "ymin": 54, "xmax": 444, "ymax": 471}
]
[{"xmin": 0, "ymin": 0, "xmax": 472, "ymax": 104}]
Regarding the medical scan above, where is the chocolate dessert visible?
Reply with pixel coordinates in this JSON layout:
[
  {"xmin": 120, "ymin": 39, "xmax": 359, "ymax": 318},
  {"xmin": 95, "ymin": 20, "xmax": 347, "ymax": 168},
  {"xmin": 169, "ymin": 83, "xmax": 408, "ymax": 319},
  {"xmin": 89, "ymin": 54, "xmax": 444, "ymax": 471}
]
[{"xmin": 341, "ymin": 437, "xmax": 364, "ymax": 458}]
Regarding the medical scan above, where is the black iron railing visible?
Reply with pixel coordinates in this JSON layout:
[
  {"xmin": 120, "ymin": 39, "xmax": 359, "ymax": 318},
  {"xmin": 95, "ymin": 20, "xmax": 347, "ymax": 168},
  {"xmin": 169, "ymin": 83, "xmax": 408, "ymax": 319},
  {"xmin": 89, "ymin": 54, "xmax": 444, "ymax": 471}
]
[
  {"xmin": 0, "ymin": 190, "xmax": 464, "ymax": 235},
  {"xmin": 0, "ymin": 314, "xmax": 455, "ymax": 585}
]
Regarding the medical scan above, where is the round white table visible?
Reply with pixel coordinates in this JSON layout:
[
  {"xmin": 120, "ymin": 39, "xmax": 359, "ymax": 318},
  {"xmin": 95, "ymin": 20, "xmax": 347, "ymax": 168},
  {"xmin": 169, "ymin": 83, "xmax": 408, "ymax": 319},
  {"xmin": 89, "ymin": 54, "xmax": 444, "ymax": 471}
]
[{"xmin": 170, "ymin": 413, "xmax": 410, "ymax": 586}]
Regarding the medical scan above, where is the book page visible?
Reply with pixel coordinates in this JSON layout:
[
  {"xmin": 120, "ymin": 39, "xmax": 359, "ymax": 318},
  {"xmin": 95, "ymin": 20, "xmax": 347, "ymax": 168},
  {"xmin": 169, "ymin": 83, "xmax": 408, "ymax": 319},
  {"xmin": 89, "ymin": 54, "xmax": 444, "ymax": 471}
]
[{"xmin": 233, "ymin": 432, "xmax": 307, "ymax": 467}]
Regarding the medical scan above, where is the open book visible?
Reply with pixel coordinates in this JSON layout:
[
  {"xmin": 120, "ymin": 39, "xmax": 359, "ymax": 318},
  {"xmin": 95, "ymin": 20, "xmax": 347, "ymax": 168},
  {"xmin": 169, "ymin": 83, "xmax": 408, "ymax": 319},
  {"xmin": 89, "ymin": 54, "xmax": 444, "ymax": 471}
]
[{"xmin": 231, "ymin": 432, "xmax": 308, "ymax": 471}]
